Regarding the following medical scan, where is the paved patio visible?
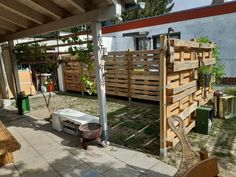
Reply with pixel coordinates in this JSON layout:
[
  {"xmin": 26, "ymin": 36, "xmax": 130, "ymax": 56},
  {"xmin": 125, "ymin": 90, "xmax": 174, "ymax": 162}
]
[{"xmin": 0, "ymin": 107, "xmax": 176, "ymax": 177}]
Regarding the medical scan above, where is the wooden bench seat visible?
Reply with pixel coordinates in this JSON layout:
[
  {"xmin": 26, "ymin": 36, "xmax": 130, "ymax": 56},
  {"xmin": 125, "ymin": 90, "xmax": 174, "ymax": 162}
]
[{"xmin": 0, "ymin": 121, "xmax": 21, "ymax": 166}]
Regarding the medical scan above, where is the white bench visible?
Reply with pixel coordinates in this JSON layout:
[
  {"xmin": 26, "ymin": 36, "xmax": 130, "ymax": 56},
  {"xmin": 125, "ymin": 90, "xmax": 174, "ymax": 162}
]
[{"xmin": 52, "ymin": 109, "xmax": 99, "ymax": 135}]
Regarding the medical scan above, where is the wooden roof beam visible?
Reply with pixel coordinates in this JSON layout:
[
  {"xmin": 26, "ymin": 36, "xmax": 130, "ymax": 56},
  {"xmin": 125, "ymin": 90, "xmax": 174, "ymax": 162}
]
[
  {"xmin": 0, "ymin": 27, "xmax": 11, "ymax": 35},
  {"xmin": 105, "ymin": 0, "xmax": 115, "ymax": 5},
  {"xmin": 30, "ymin": 0, "xmax": 69, "ymax": 20},
  {"xmin": 0, "ymin": 8, "xmax": 33, "ymax": 28},
  {"xmin": 0, "ymin": 4, "xmax": 122, "ymax": 42},
  {"xmin": 0, "ymin": 0, "xmax": 46, "ymax": 24},
  {"xmin": 0, "ymin": 19, "xmax": 20, "ymax": 32},
  {"xmin": 65, "ymin": 0, "xmax": 88, "ymax": 12}
]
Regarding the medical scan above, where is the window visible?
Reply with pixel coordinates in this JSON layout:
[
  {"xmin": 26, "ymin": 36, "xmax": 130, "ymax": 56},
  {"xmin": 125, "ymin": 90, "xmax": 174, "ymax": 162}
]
[
  {"xmin": 135, "ymin": 37, "xmax": 149, "ymax": 50},
  {"xmin": 122, "ymin": 32, "xmax": 150, "ymax": 51},
  {"xmin": 152, "ymin": 32, "xmax": 181, "ymax": 49}
]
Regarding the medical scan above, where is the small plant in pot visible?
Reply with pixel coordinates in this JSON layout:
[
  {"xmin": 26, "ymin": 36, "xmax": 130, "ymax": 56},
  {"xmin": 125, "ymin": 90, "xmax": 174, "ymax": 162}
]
[
  {"xmin": 198, "ymin": 66, "xmax": 212, "ymax": 87},
  {"xmin": 197, "ymin": 37, "xmax": 225, "ymax": 87}
]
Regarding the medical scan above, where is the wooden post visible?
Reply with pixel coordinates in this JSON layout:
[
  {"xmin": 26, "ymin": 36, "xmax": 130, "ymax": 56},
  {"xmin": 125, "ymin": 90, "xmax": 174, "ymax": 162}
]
[
  {"xmin": 127, "ymin": 49, "xmax": 131, "ymax": 101},
  {"xmin": 160, "ymin": 35, "xmax": 167, "ymax": 156},
  {"xmin": 91, "ymin": 22, "xmax": 109, "ymax": 144}
]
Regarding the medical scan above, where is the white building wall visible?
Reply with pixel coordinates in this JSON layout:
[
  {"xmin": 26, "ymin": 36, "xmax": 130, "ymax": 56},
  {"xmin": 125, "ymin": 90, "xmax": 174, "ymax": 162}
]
[{"xmin": 103, "ymin": 12, "xmax": 236, "ymax": 77}]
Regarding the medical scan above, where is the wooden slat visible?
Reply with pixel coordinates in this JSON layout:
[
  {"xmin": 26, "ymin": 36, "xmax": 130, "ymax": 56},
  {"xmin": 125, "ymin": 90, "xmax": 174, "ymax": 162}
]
[
  {"xmin": 131, "ymin": 75, "xmax": 160, "ymax": 80},
  {"xmin": 173, "ymin": 60, "xmax": 199, "ymax": 72},
  {"xmin": 131, "ymin": 94, "xmax": 159, "ymax": 101},
  {"xmin": 200, "ymin": 58, "xmax": 216, "ymax": 66},
  {"xmin": 171, "ymin": 39, "xmax": 200, "ymax": 48},
  {"xmin": 167, "ymin": 120, "xmax": 196, "ymax": 147},
  {"xmin": 167, "ymin": 80, "xmax": 197, "ymax": 95},
  {"xmin": 199, "ymin": 43, "xmax": 216, "ymax": 49},
  {"xmin": 167, "ymin": 86, "xmax": 197, "ymax": 103},
  {"xmin": 178, "ymin": 102, "xmax": 198, "ymax": 120},
  {"xmin": 131, "ymin": 85, "xmax": 159, "ymax": 90}
]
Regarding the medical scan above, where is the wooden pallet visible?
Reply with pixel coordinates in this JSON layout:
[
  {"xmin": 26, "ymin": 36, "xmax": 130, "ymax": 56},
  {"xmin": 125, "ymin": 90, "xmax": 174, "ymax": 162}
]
[{"xmin": 163, "ymin": 38, "xmax": 215, "ymax": 147}]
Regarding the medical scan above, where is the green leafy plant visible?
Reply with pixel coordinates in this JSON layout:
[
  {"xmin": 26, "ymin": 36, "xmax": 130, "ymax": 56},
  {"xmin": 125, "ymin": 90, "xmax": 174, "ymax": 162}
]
[
  {"xmin": 14, "ymin": 43, "xmax": 48, "ymax": 61},
  {"xmin": 197, "ymin": 37, "xmax": 225, "ymax": 86},
  {"xmin": 14, "ymin": 42, "xmax": 57, "ymax": 116},
  {"xmin": 62, "ymin": 29, "xmax": 96, "ymax": 95}
]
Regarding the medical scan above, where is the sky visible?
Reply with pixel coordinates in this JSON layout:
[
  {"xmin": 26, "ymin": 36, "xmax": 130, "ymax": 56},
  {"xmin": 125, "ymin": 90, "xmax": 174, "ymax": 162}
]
[{"xmin": 172, "ymin": 0, "xmax": 234, "ymax": 12}]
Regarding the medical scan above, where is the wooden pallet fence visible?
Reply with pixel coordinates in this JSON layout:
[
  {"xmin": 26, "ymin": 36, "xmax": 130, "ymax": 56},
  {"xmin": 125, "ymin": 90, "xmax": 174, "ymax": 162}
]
[
  {"xmin": 62, "ymin": 50, "xmax": 161, "ymax": 101},
  {"xmin": 160, "ymin": 37, "xmax": 216, "ymax": 149},
  {"xmin": 62, "ymin": 55, "xmax": 96, "ymax": 92},
  {"xmin": 130, "ymin": 50, "xmax": 160, "ymax": 101},
  {"xmin": 105, "ymin": 51, "xmax": 129, "ymax": 97}
]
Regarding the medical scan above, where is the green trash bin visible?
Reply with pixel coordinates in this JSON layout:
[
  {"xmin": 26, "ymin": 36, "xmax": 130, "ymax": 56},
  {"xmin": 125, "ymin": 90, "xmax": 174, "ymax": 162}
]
[
  {"xmin": 17, "ymin": 92, "xmax": 30, "ymax": 115},
  {"xmin": 195, "ymin": 106, "xmax": 213, "ymax": 135}
]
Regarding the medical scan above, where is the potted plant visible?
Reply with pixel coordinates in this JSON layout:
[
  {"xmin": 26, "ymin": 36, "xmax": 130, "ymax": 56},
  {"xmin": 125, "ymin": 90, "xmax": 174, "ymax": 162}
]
[
  {"xmin": 197, "ymin": 37, "xmax": 225, "ymax": 88},
  {"xmin": 198, "ymin": 66, "xmax": 212, "ymax": 87}
]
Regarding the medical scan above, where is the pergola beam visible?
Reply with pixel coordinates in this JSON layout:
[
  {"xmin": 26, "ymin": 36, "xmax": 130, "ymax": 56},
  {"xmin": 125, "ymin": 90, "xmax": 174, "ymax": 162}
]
[
  {"xmin": 0, "ymin": 4, "xmax": 121, "ymax": 43},
  {"xmin": 0, "ymin": 0, "xmax": 46, "ymax": 24},
  {"xmin": 0, "ymin": 28, "xmax": 10, "ymax": 35},
  {"xmin": 30, "ymin": 0, "xmax": 69, "ymax": 20},
  {"xmin": 65, "ymin": 0, "xmax": 87, "ymax": 13},
  {"xmin": 0, "ymin": 8, "xmax": 33, "ymax": 28},
  {"xmin": 105, "ymin": 0, "xmax": 114, "ymax": 5},
  {"xmin": 0, "ymin": 19, "xmax": 20, "ymax": 32}
]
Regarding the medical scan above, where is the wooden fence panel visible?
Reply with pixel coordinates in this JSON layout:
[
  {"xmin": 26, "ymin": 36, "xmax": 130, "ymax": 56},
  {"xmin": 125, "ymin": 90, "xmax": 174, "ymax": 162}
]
[
  {"xmin": 63, "ymin": 60, "xmax": 83, "ymax": 92},
  {"xmin": 63, "ymin": 50, "xmax": 161, "ymax": 101},
  {"xmin": 105, "ymin": 51, "xmax": 129, "ymax": 97},
  {"xmin": 161, "ymin": 38, "xmax": 216, "ymax": 148},
  {"xmin": 130, "ymin": 50, "xmax": 160, "ymax": 101}
]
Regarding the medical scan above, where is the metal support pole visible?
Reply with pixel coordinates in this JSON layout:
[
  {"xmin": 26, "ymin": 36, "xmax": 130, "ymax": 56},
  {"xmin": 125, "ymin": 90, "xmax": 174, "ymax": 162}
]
[{"xmin": 91, "ymin": 22, "xmax": 109, "ymax": 145}]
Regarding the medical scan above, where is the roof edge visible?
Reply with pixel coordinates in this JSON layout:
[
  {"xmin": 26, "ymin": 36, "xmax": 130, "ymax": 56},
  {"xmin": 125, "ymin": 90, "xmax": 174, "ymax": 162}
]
[{"xmin": 102, "ymin": 1, "xmax": 236, "ymax": 34}]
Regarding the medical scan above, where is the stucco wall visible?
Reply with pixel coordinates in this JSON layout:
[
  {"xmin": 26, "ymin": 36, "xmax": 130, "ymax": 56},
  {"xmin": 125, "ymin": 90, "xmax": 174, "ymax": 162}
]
[{"xmin": 103, "ymin": 12, "xmax": 236, "ymax": 77}]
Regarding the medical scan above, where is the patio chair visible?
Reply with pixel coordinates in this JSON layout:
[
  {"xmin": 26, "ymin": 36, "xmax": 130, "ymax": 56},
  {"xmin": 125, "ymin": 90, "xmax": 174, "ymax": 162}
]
[{"xmin": 168, "ymin": 115, "xmax": 219, "ymax": 177}]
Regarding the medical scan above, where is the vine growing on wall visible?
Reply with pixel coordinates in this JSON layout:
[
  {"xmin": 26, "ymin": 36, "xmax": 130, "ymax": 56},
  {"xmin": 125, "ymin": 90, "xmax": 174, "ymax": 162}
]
[{"xmin": 62, "ymin": 29, "xmax": 97, "ymax": 95}]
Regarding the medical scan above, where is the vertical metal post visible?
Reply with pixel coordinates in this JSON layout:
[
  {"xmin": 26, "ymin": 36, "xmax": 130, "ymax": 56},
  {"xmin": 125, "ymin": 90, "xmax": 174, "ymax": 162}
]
[{"xmin": 91, "ymin": 22, "xmax": 109, "ymax": 144}]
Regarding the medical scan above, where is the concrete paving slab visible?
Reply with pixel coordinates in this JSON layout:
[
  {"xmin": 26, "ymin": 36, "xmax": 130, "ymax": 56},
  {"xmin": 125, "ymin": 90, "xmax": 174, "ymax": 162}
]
[
  {"xmin": 124, "ymin": 151, "xmax": 160, "ymax": 172},
  {"xmin": 0, "ymin": 108, "xmax": 176, "ymax": 177},
  {"xmin": 14, "ymin": 156, "xmax": 59, "ymax": 177},
  {"xmin": 0, "ymin": 164, "xmax": 20, "ymax": 177},
  {"xmin": 142, "ymin": 161, "xmax": 177, "ymax": 177},
  {"xmin": 59, "ymin": 163, "xmax": 95, "ymax": 177},
  {"xmin": 102, "ymin": 162, "xmax": 141, "ymax": 177},
  {"xmin": 42, "ymin": 149, "xmax": 84, "ymax": 173},
  {"xmin": 74, "ymin": 146, "xmax": 123, "ymax": 174},
  {"xmin": 101, "ymin": 145, "xmax": 140, "ymax": 162}
]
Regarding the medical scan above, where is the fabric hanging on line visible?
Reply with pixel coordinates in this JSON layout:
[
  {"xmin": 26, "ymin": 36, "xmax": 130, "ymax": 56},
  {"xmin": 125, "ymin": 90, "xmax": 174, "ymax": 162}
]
[
  {"xmin": 1, "ymin": 45, "xmax": 18, "ymax": 100},
  {"xmin": 0, "ymin": 47, "xmax": 9, "ymax": 99}
]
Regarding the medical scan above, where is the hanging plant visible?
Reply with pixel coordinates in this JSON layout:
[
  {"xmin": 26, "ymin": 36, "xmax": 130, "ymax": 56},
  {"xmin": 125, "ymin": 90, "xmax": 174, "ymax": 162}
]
[{"xmin": 198, "ymin": 66, "xmax": 212, "ymax": 87}]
